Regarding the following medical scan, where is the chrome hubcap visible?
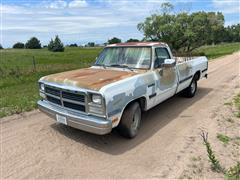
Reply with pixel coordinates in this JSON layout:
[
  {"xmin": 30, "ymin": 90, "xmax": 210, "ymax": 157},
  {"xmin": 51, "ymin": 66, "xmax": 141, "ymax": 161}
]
[
  {"xmin": 132, "ymin": 112, "xmax": 140, "ymax": 130},
  {"xmin": 191, "ymin": 81, "xmax": 196, "ymax": 94}
]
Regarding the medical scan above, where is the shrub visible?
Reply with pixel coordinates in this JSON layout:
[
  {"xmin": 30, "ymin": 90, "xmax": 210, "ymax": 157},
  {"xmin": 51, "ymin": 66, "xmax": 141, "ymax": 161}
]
[
  {"xmin": 0, "ymin": 44, "xmax": 3, "ymax": 49},
  {"xmin": 126, "ymin": 38, "xmax": 140, "ymax": 42},
  {"xmin": 25, "ymin": 37, "xmax": 41, "ymax": 49},
  {"xmin": 48, "ymin": 35, "xmax": 64, "ymax": 52},
  {"xmin": 86, "ymin": 42, "xmax": 95, "ymax": 47},
  {"xmin": 108, "ymin": 37, "xmax": 121, "ymax": 44},
  {"xmin": 69, "ymin": 43, "xmax": 78, "ymax": 47},
  {"xmin": 13, "ymin": 42, "xmax": 25, "ymax": 49}
]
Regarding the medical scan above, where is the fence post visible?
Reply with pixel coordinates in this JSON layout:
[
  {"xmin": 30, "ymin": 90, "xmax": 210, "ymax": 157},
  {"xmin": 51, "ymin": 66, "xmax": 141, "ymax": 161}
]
[{"xmin": 32, "ymin": 56, "xmax": 36, "ymax": 72}]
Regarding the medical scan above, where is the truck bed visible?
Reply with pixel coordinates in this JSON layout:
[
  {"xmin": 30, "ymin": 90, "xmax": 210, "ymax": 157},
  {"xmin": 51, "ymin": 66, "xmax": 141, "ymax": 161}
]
[{"xmin": 175, "ymin": 56, "xmax": 208, "ymax": 93}]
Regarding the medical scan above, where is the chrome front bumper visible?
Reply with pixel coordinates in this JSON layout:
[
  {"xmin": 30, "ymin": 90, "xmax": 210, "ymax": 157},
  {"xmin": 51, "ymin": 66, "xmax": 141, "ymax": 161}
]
[{"xmin": 38, "ymin": 100, "xmax": 112, "ymax": 135}]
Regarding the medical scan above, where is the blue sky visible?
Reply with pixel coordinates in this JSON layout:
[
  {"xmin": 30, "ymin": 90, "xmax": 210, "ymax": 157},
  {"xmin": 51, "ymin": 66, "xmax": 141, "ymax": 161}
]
[{"xmin": 1, "ymin": 0, "xmax": 240, "ymax": 47}]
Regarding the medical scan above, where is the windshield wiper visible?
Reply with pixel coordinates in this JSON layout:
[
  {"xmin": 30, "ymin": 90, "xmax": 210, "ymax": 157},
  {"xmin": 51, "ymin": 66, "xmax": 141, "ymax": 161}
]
[{"xmin": 110, "ymin": 64, "xmax": 133, "ymax": 71}]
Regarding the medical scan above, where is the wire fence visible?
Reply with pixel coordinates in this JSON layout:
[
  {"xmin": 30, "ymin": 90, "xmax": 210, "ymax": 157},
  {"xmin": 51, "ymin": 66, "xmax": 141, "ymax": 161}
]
[{"xmin": 0, "ymin": 55, "xmax": 93, "ymax": 78}]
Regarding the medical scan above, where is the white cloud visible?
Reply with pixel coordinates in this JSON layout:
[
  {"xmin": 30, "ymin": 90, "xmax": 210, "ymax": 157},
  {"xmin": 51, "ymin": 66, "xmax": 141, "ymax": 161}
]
[
  {"xmin": 68, "ymin": 0, "xmax": 88, "ymax": 8},
  {"xmin": 1, "ymin": 5, "xmax": 31, "ymax": 14},
  {"xmin": 48, "ymin": 0, "xmax": 67, "ymax": 9},
  {"xmin": 212, "ymin": 0, "xmax": 240, "ymax": 14}
]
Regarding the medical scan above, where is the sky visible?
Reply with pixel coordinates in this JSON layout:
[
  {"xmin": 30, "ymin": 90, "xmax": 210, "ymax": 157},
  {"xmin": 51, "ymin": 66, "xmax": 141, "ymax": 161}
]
[{"xmin": 1, "ymin": 0, "xmax": 240, "ymax": 47}]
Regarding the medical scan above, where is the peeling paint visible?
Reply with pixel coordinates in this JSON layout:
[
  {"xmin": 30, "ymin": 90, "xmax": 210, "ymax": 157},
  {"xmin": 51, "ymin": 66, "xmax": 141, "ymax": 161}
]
[{"xmin": 41, "ymin": 68, "xmax": 145, "ymax": 91}]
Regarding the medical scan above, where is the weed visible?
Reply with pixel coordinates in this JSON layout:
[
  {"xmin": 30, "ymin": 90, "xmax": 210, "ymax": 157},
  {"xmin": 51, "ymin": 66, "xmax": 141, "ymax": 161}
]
[
  {"xmin": 224, "ymin": 102, "xmax": 233, "ymax": 106},
  {"xmin": 200, "ymin": 131, "xmax": 224, "ymax": 172},
  {"xmin": 217, "ymin": 133, "xmax": 230, "ymax": 145},
  {"xmin": 234, "ymin": 93, "xmax": 240, "ymax": 118},
  {"xmin": 225, "ymin": 162, "xmax": 240, "ymax": 180},
  {"xmin": 201, "ymin": 131, "xmax": 240, "ymax": 179}
]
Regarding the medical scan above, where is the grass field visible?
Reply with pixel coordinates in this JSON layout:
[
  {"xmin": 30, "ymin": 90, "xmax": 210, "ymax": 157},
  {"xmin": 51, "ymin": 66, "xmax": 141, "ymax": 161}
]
[
  {"xmin": 0, "ymin": 47, "xmax": 102, "ymax": 117},
  {"xmin": 194, "ymin": 42, "xmax": 240, "ymax": 59},
  {"xmin": 0, "ymin": 43, "xmax": 239, "ymax": 117}
]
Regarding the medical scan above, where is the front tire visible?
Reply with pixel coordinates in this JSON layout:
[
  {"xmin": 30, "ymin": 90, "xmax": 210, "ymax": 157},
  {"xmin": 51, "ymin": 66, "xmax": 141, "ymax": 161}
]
[
  {"xmin": 183, "ymin": 78, "xmax": 197, "ymax": 98},
  {"xmin": 117, "ymin": 102, "xmax": 141, "ymax": 138}
]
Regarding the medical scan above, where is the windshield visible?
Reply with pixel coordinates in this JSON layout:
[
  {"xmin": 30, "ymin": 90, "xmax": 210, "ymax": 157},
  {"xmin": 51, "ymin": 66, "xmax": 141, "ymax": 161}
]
[{"xmin": 95, "ymin": 47, "xmax": 151, "ymax": 69}]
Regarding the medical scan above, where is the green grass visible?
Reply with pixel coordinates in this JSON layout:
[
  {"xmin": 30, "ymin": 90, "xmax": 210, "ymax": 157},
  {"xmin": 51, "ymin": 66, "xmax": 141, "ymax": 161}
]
[
  {"xmin": 194, "ymin": 42, "xmax": 240, "ymax": 59},
  {"xmin": 0, "ymin": 47, "xmax": 102, "ymax": 117},
  {"xmin": 234, "ymin": 93, "xmax": 240, "ymax": 118},
  {"xmin": 217, "ymin": 133, "xmax": 230, "ymax": 145},
  {"xmin": 0, "ymin": 43, "xmax": 239, "ymax": 118}
]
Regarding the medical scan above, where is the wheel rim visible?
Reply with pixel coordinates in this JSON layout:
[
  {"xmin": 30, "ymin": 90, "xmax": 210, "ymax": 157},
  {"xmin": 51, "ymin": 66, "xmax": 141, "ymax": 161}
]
[
  {"xmin": 131, "ymin": 110, "xmax": 140, "ymax": 131},
  {"xmin": 190, "ymin": 81, "xmax": 196, "ymax": 94}
]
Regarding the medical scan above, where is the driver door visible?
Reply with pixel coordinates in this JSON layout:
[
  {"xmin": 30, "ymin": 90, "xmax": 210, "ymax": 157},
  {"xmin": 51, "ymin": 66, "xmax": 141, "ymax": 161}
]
[{"xmin": 154, "ymin": 47, "xmax": 178, "ymax": 104}]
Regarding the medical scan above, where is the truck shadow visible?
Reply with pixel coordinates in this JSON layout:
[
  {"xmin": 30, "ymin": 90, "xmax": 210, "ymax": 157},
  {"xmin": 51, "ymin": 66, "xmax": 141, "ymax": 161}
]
[{"xmin": 51, "ymin": 87, "xmax": 212, "ymax": 155}]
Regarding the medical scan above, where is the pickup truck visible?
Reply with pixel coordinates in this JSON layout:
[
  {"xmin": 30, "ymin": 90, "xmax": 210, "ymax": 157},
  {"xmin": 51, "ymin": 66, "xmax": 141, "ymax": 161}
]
[{"xmin": 38, "ymin": 42, "xmax": 208, "ymax": 138}]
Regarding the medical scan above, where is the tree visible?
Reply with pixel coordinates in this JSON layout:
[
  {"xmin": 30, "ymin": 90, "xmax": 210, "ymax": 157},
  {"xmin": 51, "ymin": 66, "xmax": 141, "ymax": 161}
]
[
  {"xmin": 25, "ymin": 37, "xmax": 41, "ymax": 49},
  {"xmin": 137, "ymin": 3, "xmax": 225, "ymax": 52},
  {"xmin": 48, "ymin": 35, "xmax": 64, "ymax": 52},
  {"xmin": 69, "ymin": 43, "xmax": 78, "ymax": 47},
  {"xmin": 108, "ymin": 37, "xmax": 121, "ymax": 44},
  {"xmin": 87, "ymin": 42, "xmax": 95, "ymax": 47},
  {"xmin": 13, "ymin": 42, "xmax": 25, "ymax": 49},
  {"xmin": 126, "ymin": 38, "xmax": 140, "ymax": 42},
  {"xmin": 0, "ymin": 44, "xmax": 3, "ymax": 49},
  {"xmin": 224, "ymin": 24, "xmax": 240, "ymax": 42}
]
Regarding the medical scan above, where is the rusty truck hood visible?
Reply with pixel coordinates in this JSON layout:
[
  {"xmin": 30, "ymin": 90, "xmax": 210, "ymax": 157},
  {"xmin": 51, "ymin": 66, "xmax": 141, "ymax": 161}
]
[{"xmin": 41, "ymin": 67, "xmax": 143, "ymax": 91}]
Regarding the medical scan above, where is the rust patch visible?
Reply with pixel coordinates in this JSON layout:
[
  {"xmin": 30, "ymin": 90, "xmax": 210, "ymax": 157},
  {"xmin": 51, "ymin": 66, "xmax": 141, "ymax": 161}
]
[
  {"xmin": 41, "ymin": 68, "xmax": 145, "ymax": 91},
  {"xmin": 112, "ymin": 117, "xmax": 119, "ymax": 124}
]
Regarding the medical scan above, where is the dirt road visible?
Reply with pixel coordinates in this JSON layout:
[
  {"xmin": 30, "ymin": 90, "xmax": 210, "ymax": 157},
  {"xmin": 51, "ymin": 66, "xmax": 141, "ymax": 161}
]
[{"xmin": 1, "ymin": 53, "xmax": 239, "ymax": 179}]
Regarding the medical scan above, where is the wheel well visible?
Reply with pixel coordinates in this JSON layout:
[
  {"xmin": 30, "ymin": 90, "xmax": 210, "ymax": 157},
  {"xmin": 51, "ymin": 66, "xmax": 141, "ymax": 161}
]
[
  {"xmin": 125, "ymin": 97, "xmax": 146, "ymax": 112},
  {"xmin": 194, "ymin": 71, "xmax": 201, "ymax": 81}
]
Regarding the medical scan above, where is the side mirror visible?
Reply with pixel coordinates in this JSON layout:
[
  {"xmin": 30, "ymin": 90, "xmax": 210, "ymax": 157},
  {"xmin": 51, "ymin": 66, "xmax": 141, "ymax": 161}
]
[{"xmin": 162, "ymin": 59, "xmax": 176, "ymax": 68}]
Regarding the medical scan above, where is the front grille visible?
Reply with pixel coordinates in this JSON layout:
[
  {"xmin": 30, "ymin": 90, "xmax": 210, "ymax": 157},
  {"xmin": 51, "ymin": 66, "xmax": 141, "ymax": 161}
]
[
  {"xmin": 63, "ymin": 101, "xmax": 85, "ymax": 112},
  {"xmin": 45, "ymin": 85, "xmax": 86, "ymax": 113},
  {"xmin": 46, "ymin": 95, "xmax": 61, "ymax": 105},
  {"xmin": 45, "ymin": 87, "xmax": 60, "ymax": 96},
  {"xmin": 62, "ymin": 91, "xmax": 85, "ymax": 102}
]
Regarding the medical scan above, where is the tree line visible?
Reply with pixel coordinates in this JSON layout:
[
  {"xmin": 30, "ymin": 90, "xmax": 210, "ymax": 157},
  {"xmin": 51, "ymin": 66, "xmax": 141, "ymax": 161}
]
[
  {"xmin": 0, "ymin": 36, "xmax": 138, "ymax": 52},
  {"xmin": 8, "ymin": 35, "xmax": 65, "ymax": 52}
]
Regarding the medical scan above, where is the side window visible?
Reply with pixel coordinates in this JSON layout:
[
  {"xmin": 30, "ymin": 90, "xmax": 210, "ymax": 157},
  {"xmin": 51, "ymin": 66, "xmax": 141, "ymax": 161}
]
[{"xmin": 155, "ymin": 48, "xmax": 170, "ymax": 68}]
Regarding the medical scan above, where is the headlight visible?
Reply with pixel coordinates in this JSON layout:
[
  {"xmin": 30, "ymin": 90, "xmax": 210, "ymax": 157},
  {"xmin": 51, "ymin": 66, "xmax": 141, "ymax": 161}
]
[
  {"xmin": 40, "ymin": 83, "xmax": 45, "ymax": 91},
  {"xmin": 92, "ymin": 94, "xmax": 102, "ymax": 104},
  {"xmin": 88, "ymin": 93, "xmax": 105, "ymax": 116}
]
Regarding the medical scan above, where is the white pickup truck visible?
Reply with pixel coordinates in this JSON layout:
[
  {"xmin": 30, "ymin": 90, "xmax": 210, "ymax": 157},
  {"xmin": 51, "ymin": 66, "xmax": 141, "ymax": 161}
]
[{"xmin": 38, "ymin": 42, "xmax": 208, "ymax": 138}]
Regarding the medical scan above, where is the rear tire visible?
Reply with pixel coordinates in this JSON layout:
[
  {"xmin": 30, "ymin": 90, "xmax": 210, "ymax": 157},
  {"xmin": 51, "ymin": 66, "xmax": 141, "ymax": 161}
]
[
  {"xmin": 183, "ymin": 77, "xmax": 197, "ymax": 98},
  {"xmin": 117, "ymin": 102, "xmax": 141, "ymax": 139}
]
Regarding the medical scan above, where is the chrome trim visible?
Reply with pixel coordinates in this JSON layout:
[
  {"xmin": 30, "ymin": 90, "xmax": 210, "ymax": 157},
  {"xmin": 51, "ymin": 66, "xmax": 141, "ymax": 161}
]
[
  {"xmin": 62, "ymin": 98, "xmax": 85, "ymax": 106},
  {"xmin": 45, "ymin": 93, "xmax": 61, "ymax": 99},
  {"xmin": 38, "ymin": 100, "xmax": 112, "ymax": 135}
]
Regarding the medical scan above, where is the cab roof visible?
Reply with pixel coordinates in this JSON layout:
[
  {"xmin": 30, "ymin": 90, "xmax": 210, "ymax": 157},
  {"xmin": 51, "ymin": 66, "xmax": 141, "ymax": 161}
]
[{"xmin": 106, "ymin": 42, "xmax": 168, "ymax": 47}]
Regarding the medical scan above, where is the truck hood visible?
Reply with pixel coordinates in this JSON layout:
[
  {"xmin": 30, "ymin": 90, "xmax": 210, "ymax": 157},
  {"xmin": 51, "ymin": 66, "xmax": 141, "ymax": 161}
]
[{"xmin": 40, "ymin": 67, "xmax": 143, "ymax": 91}]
